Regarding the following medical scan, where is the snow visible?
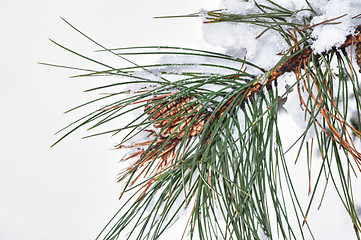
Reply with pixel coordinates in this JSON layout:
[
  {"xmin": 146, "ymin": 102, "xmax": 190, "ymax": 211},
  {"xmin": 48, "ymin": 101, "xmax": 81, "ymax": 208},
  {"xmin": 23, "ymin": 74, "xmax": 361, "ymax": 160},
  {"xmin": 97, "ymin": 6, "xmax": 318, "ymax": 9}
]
[
  {"xmin": 310, "ymin": 0, "xmax": 361, "ymax": 53},
  {"xmin": 202, "ymin": 21, "xmax": 288, "ymax": 71},
  {"xmin": 203, "ymin": 0, "xmax": 361, "ymax": 63},
  {"xmin": 220, "ymin": 0, "xmax": 311, "ymax": 15}
]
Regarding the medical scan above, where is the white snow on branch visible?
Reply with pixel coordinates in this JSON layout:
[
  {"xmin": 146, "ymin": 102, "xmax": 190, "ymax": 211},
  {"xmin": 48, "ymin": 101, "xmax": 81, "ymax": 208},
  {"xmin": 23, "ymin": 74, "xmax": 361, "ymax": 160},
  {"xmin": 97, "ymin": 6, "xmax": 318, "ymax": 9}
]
[
  {"xmin": 202, "ymin": 0, "xmax": 361, "ymax": 65},
  {"xmin": 310, "ymin": 0, "xmax": 361, "ymax": 53}
]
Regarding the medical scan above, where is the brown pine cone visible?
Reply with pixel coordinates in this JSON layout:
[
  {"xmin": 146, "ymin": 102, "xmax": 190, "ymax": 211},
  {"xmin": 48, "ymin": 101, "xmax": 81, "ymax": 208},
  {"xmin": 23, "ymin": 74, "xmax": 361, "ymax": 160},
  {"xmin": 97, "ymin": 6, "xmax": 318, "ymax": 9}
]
[{"xmin": 145, "ymin": 95, "xmax": 208, "ymax": 139}]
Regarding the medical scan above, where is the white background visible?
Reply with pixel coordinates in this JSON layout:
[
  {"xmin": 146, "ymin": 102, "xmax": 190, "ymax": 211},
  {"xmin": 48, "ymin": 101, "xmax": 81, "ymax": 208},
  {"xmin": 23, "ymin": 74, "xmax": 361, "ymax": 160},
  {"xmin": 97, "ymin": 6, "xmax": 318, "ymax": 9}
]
[{"xmin": 1, "ymin": 0, "xmax": 361, "ymax": 240}]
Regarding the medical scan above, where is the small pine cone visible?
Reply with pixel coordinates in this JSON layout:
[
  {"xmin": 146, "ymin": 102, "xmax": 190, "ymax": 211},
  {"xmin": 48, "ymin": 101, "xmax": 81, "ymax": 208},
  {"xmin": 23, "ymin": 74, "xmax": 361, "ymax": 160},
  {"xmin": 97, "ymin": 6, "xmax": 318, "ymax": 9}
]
[
  {"xmin": 145, "ymin": 95, "xmax": 208, "ymax": 139},
  {"xmin": 356, "ymin": 42, "xmax": 361, "ymax": 73}
]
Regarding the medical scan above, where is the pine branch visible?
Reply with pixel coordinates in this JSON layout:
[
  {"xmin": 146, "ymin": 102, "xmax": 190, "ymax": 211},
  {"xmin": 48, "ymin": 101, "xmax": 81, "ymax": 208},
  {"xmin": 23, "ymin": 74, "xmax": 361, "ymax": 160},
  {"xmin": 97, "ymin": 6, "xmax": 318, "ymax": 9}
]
[
  {"xmin": 48, "ymin": 4, "xmax": 361, "ymax": 239},
  {"xmin": 123, "ymin": 26, "xmax": 361, "ymax": 178}
]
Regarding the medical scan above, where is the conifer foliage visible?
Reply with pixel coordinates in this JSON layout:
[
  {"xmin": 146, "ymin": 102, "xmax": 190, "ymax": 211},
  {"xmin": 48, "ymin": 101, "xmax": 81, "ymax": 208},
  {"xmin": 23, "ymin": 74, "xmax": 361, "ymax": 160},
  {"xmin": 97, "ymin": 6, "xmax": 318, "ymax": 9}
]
[{"xmin": 49, "ymin": 1, "xmax": 361, "ymax": 239}]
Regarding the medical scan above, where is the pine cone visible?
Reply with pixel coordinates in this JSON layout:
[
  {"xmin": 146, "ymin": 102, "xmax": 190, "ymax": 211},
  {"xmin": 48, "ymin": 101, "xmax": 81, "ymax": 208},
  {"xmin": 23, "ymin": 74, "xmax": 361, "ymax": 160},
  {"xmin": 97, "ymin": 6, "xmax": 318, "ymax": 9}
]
[{"xmin": 145, "ymin": 95, "xmax": 208, "ymax": 139}]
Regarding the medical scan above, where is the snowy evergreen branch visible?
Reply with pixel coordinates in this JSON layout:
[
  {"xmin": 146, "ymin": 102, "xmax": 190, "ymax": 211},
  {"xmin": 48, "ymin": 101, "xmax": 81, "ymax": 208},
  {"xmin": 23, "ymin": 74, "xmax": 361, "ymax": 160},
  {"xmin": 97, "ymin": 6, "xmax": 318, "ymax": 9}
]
[{"xmin": 48, "ymin": 0, "xmax": 361, "ymax": 239}]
